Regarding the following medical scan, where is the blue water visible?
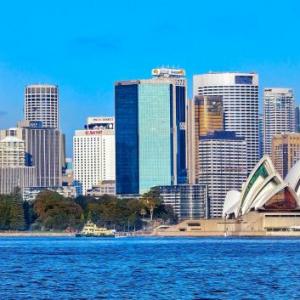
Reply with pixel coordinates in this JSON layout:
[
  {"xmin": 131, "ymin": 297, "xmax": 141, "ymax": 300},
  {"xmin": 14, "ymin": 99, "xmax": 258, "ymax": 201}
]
[{"xmin": 0, "ymin": 237, "xmax": 300, "ymax": 299}]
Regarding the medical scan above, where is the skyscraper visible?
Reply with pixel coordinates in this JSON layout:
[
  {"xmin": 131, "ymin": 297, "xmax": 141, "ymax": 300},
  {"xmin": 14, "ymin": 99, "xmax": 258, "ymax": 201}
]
[
  {"xmin": 258, "ymin": 113, "xmax": 264, "ymax": 159},
  {"xmin": 193, "ymin": 72, "xmax": 259, "ymax": 173},
  {"xmin": 295, "ymin": 106, "xmax": 300, "ymax": 133},
  {"xmin": 272, "ymin": 133, "xmax": 300, "ymax": 178},
  {"xmin": 19, "ymin": 122, "xmax": 63, "ymax": 187},
  {"xmin": 25, "ymin": 84, "xmax": 59, "ymax": 129},
  {"xmin": 264, "ymin": 88, "xmax": 295, "ymax": 155},
  {"xmin": 115, "ymin": 68, "xmax": 187, "ymax": 195},
  {"xmin": 187, "ymin": 95, "xmax": 223, "ymax": 183},
  {"xmin": 199, "ymin": 131, "xmax": 247, "ymax": 218},
  {"xmin": 73, "ymin": 117, "xmax": 115, "ymax": 195}
]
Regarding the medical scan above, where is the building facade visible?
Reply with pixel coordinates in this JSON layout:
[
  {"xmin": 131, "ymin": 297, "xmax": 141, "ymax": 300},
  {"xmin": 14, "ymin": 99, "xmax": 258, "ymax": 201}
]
[
  {"xmin": 187, "ymin": 95, "xmax": 223, "ymax": 183},
  {"xmin": 0, "ymin": 135, "xmax": 36, "ymax": 194},
  {"xmin": 199, "ymin": 131, "xmax": 248, "ymax": 218},
  {"xmin": 272, "ymin": 133, "xmax": 300, "ymax": 178},
  {"xmin": 0, "ymin": 136, "xmax": 25, "ymax": 167},
  {"xmin": 155, "ymin": 184, "xmax": 209, "ymax": 220},
  {"xmin": 73, "ymin": 117, "xmax": 115, "ymax": 195},
  {"xmin": 115, "ymin": 68, "xmax": 187, "ymax": 195},
  {"xmin": 0, "ymin": 167, "xmax": 37, "ymax": 195},
  {"xmin": 25, "ymin": 84, "xmax": 59, "ymax": 129},
  {"xmin": 19, "ymin": 122, "xmax": 63, "ymax": 187},
  {"xmin": 295, "ymin": 106, "xmax": 300, "ymax": 133},
  {"xmin": 264, "ymin": 88, "xmax": 295, "ymax": 155},
  {"xmin": 193, "ymin": 72, "xmax": 259, "ymax": 173}
]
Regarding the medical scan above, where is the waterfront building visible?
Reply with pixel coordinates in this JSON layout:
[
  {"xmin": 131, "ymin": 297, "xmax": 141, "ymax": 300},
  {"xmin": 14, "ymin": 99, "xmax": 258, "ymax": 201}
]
[
  {"xmin": 295, "ymin": 106, "xmax": 300, "ymax": 133},
  {"xmin": 25, "ymin": 84, "xmax": 59, "ymax": 129},
  {"xmin": 223, "ymin": 155, "xmax": 300, "ymax": 219},
  {"xmin": 187, "ymin": 95, "xmax": 223, "ymax": 183},
  {"xmin": 155, "ymin": 184, "xmax": 209, "ymax": 220},
  {"xmin": 73, "ymin": 117, "xmax": 115, "ymax": 195},
  {"xmin": 155, "ymin": 156, "xmax": 300, "ymax": 237},
  {"xmin": 263, "ymin": 88, "xmax": 295, "ymax": 155},
  {"xmin": 198, "ymin": 131, "xmax": 247, "ymax": 218},
  {"xmin": 115, "ymin": 68, "xmax": 187, "ymax": 195},
  {"xmin": 193, "ymin": 72, "xmax": 259, "ymax": 173},
  {"xmin": 272, "ymin": 133, "xmax": 300, "ymax": 178}
]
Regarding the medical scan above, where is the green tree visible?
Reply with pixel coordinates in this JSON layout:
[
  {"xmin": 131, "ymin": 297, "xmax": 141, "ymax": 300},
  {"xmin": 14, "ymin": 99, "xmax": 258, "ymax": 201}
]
[
  {"xmin": 141, "ymin": 189, "xmax": 161, "ymax": 221},
  {"xmin": 33, "ymin": 190, "xmax": 83, "ymax": 231}
]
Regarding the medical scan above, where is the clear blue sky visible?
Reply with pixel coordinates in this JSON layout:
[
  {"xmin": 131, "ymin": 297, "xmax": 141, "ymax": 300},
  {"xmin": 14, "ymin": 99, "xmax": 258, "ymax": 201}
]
[{"xmin": 0, "ymin": 0, "xmax": 299, "ymax": 155}]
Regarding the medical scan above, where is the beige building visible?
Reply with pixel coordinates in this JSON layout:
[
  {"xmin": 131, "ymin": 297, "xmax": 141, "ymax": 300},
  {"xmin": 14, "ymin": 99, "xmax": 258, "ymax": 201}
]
[
  {"xmin": 0, "ymin": 136, "xmax": 25, "ymax": 167},
  {"xmin": 272, "ymin": 133, "xmax": 300, "ymax": 178}
]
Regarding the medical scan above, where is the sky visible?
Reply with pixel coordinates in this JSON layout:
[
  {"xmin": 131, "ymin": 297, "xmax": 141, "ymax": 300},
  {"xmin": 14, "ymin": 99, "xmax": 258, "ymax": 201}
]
[{"xmin": 0, "ymin": 0, "xmax": 300, "ymax": 155}]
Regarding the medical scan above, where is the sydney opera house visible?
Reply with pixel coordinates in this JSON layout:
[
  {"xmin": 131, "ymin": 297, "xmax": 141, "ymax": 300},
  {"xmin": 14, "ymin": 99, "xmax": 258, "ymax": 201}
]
[{"xmin": 154, "ymin": 156, "xmax": 300, "ymax": 236}]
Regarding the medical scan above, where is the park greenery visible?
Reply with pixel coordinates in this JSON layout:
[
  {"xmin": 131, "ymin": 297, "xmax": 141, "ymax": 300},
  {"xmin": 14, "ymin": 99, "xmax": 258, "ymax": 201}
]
[{"xmin": 0, "ymin": 188, "xmax": 177, "ymax": 232}]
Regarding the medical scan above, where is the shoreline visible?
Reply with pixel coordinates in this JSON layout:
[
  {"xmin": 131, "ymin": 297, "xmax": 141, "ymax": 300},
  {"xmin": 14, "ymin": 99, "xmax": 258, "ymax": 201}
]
[{"xmin": 0, "ymin": 231, "xmax": 75, "ymax": 237}]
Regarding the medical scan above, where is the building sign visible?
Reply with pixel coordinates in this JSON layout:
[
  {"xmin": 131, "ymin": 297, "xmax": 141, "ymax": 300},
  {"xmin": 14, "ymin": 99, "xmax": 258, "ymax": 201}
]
[{"xmin": 152, "ymin": 68, "xmax": 186, "ymax": 77}]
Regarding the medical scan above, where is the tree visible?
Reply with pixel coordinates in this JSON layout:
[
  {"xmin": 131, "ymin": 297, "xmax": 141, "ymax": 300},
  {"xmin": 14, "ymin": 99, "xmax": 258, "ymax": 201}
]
[
  {"xmin": 33, "ymin": 190, "xmax": 83, "ymax": 231},
  {"xmin": 141, "ymin": 189, "xmax": 161, "ymax": 221}
]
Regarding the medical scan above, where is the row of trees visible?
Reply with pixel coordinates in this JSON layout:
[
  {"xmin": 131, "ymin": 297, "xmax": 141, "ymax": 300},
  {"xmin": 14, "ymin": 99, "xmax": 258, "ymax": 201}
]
[{"xmin": 0, "ymin": 189, "xmax": 177, "ymax": 231}]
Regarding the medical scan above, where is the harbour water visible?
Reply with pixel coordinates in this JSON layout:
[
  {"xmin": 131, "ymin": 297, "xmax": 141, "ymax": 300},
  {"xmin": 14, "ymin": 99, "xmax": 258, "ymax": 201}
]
[{"xmin": 1, "ymin": 237, "xmax": 300, "ymax": 299}]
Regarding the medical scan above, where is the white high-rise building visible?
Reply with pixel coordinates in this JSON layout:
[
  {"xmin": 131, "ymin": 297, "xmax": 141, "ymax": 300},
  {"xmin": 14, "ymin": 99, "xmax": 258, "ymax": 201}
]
[
  {"xmin": 193, "ymin": 72, "xmax": 259, "ymax": 173},
  {"xmin": 73, "ymin": 117, "xmax": 115, "ymax": 195},
  {"xmin": 263, "ymin": 88, "xmax": 295, "ymax": 155},
  {"xmin": 25, "ymin": 84, "xmax": 59, "ymax": 129}
]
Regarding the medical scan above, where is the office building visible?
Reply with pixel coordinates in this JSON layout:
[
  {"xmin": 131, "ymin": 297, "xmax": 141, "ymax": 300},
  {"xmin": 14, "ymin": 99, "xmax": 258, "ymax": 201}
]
[
  {"xmin": 115, "ymin": 68, "xmax": 187, "ymax": 195},
  {"xmin": 73, "ymin": 117, "xmax": 115, "ymax": 195},
  {"xmin": 193, "ymin": 72, "xmax": 259, "ymax": 173},
  {"xmin": 86, "ymin": 180, "xmax": 116, "ymax": 197},
  {"xmin": 18, "ymin": 121, "xmax": 63, "ymax": 187},
  {"xmin": 0, "ymin": 136, "xmax": 25, "ymax": 167},
  {"xmin": 0, "ymin": 135, "xmax": 36, "ymax": 194},
  {"xmin": 187, "ymin": 95, "xmax": 223, "ymax": 183},
  {"xmin": 155, "ymin": 184, "xmax": 209, "ymax": 220},
  {"xmin": 272, "ymin": 133, "xmax": 300, "ymax": 178},
  {"xmin": 25, "ymin": 84, "xmax": 59, "ymax": 129},
  {"xmin": 199, "ymin": 131, "xmax": 247, "ymax": 218},
  {"xmin": 258, "ymin": 114, "xmax": 264, "ymax": 159},
  {"xmin": 24, "ymin": 84, "xmax": 59, "ymax": 128},
  {"xmin": 0, "ymin": 167, "xmax": 36, "ymax": 194},
  {"xmin": 295, "ymin": 106, "xmax": 300, "ymax": 133},
  {"xmin": 264, "ymin": 88, "xmax": 295, "ymax": 155}
]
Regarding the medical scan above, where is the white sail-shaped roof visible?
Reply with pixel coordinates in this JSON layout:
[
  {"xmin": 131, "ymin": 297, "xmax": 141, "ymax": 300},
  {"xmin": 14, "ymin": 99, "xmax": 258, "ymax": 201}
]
[
  {"xmin": 285, "ymin": 160, "xmax": 300, "ymax": 197},
  {"xmin": 223, "ymin": 190, "xmax": 241, "ymax": 218},
  {"xmin": 223, "ymin": 155, "xmax": 300, "ymax": 218}
]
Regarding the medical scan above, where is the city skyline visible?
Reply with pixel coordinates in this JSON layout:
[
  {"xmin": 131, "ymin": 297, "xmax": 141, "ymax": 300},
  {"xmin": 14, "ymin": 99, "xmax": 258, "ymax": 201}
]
[{"xmin": 1, "ymin": 0, "xmax": 300, "ymax": 155}]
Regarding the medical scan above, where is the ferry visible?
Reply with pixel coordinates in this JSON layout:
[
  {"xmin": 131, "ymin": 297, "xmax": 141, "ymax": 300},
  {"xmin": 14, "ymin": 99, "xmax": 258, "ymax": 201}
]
[{"xmin": 76, "ymin": 221, "xmax": 115, "ymax": 237}]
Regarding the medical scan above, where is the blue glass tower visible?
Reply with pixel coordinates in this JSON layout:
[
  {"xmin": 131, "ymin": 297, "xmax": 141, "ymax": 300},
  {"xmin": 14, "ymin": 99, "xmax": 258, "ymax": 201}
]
[{"xmin": 115, "ymin": 69, "xmax": 187, "ymax": 195}]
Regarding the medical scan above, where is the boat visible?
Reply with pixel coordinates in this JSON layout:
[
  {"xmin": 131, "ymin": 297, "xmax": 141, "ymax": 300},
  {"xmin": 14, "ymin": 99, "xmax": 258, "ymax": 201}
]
[{"xmin": 76, "ymin": 221, "xmax": 115, "ymax": 237}]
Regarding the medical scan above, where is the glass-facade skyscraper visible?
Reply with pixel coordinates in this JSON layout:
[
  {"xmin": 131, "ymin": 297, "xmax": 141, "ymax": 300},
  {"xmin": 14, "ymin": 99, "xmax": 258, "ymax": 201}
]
[
  {"xmin": 263, "ymin": 88, "xmax": 295, "ymax": 155},
  {"xmin": 115, "ymin": 68, "xmax": 187, "ymax": 195}
]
